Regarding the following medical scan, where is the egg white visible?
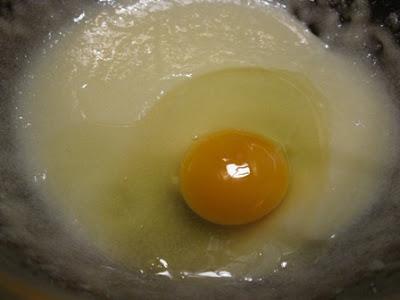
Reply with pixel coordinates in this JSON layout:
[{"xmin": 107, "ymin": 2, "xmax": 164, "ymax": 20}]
[{"xmin": 17, "ymin": 0, "xmax": 399, "ymax": 278}]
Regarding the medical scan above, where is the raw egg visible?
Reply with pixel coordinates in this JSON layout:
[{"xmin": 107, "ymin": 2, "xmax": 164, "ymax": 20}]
[{"xmin": 17, "ymin": 0, "xmax": 400, "ymax": 279}]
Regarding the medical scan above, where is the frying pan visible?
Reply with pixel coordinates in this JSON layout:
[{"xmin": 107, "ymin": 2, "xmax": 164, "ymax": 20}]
[{"xmin": 0, "ymin": 0, "xmax": 400, "ymax": 299}]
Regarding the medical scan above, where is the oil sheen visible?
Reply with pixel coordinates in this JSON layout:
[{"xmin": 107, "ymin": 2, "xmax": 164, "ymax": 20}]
[{"xmin": 17, "ymin": 0, "xmax": 399, "ymax": 279}]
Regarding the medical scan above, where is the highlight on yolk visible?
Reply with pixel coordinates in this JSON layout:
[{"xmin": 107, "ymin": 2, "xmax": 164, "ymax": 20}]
[{"xmin": 179, "ymin": 130, "xmax": 289, "ymax": 225}]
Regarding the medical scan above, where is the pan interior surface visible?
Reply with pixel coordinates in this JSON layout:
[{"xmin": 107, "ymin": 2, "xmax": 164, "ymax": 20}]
[{"xmin": 0, "ymin": 0, "xmax": 399, "ymax": 299}]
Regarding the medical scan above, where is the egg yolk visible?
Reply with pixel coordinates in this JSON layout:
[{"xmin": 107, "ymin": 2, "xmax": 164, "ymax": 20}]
[{"xmin": 180, "ymin": 130, "xmax": 289, "ymax": 225}]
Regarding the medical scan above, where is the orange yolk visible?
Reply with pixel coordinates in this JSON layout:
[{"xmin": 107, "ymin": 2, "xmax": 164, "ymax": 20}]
[{"xmin": 180, "ymin": 130, "xmax": 289, "ymax": 225}]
